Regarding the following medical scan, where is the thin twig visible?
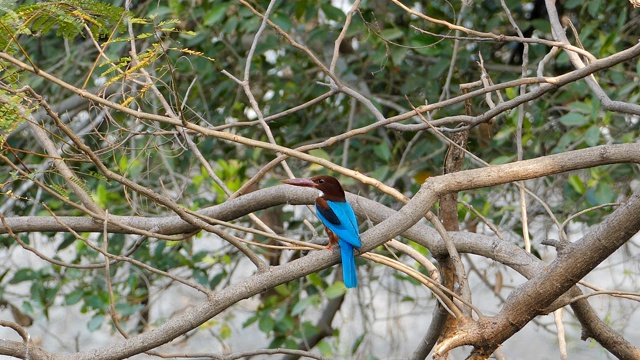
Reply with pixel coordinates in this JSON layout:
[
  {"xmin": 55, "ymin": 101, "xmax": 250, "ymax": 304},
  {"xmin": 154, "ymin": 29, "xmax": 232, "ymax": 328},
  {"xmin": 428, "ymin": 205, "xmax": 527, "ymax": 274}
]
[
  {"xmin": 500, "ymin": 0, "xmax": 532, "ymax": 253},
  {"xmin": 554, "ymin": 309, "xmax": 568, "ymax": 360},
  {"xmin": 104, "ymin": 211, "xmax": 131, "ymax": 338}
]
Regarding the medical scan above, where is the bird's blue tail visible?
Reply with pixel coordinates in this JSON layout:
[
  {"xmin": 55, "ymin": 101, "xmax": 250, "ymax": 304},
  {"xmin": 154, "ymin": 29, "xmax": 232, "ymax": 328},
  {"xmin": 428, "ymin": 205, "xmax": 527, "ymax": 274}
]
[{"xmin": 339, "ymin": 240, "xmax": 358, "ymax": 288}]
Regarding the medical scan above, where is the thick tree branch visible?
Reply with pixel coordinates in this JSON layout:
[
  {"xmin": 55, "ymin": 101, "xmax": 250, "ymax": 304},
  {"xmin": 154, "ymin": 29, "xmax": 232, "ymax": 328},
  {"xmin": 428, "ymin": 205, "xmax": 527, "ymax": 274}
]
[
  {"xmin": 545, "ymin": 0, "xmax": 640, "ymax": 115},
  {"xmin": 3, "ymin": 143, "xmax": 638, "ymax": 235},
  {"xmin": 433, "ymin": 189, "xmax": 640, "ymax": 357},
  {"xmin": 1, "ymin": 143, "xmax": 638, "ymax": 359}
]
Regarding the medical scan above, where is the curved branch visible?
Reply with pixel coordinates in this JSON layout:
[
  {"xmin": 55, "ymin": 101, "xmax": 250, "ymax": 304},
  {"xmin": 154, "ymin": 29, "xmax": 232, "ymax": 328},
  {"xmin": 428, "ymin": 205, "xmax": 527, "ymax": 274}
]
[
  {"xmin": 433, "ymin": 189, "xmax": 640, "ymax": 357},
  {"xmin": 1, "ymin": 143, "xmax": 638, "ymax": 359},
  {"xmin": 544, "ymin": 0, "xmax": 640, "ymax": 115},
  {"xmin": 0, "ymin": 339, "xmax": 52, "ymax": 360},
  {"xmin": 3, "ymin": 143, "xmax": 638, "ymax": 235}
]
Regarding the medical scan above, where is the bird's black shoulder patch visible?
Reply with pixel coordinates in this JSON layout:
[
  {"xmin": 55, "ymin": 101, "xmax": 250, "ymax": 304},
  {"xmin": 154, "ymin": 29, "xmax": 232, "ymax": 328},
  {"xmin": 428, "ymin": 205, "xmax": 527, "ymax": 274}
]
[{"xmin": 316, "ymin": 198, "xmax": 341, "ymax": 226}]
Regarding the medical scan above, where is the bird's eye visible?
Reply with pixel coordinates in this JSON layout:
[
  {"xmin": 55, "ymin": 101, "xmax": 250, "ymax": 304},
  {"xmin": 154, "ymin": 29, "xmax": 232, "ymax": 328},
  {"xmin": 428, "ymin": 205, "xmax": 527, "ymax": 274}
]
[{"xmin": 318, "ymin": 178, "xmax": 324, "ymax": 183}]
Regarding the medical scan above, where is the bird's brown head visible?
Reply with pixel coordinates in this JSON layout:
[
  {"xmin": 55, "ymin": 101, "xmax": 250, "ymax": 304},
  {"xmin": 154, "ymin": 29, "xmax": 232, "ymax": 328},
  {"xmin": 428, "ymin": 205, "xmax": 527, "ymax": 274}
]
[{"xmin": 282, "ymin": 175, "xmax": 346, "ymax": 202}]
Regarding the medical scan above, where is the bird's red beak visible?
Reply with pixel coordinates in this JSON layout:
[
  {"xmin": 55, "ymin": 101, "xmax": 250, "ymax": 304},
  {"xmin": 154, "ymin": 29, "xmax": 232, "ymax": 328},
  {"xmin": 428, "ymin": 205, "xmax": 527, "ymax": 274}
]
[{"xmin": 282, "ymin": 178, "xmax": 316, "ymax": 188}]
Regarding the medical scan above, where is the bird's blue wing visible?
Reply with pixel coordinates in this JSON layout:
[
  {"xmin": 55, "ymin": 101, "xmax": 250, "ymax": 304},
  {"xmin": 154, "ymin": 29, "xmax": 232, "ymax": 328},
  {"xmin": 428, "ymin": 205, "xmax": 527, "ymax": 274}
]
[
  {"xmin": 315, "ymin": 199, "xmax": 360, "ymax": 288},
  {"xmin": 315, "ymin": 200, "xmax": 361, "ymax": 248}
]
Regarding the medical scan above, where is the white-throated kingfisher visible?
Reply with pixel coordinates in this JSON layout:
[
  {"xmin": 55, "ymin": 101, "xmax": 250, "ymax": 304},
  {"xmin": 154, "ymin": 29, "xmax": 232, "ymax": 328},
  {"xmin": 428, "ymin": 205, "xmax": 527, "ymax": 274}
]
[{"xmin": 283, "ymin": 175, "xmax": 361, "ymax": 288}]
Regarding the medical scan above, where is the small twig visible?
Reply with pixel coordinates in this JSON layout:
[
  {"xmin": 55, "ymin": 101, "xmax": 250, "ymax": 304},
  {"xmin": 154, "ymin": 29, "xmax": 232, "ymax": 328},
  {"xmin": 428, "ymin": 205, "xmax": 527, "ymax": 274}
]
[
  {"xmin": 178, "ymin": 126, "xmax": 278, "ymax": 235},
  {"xmin": 425, "ymin": 212, "xmax": 473, "ymax": 316},
  {"xmin": 399, "ymin": 0, "xmax": 597, "ymax": 61},
  {"xmin": 341, "ymin": 97, "xmax": 357, "ymax": 168},
  {"xmin": 330, "ymin": 0, "xmax": 361, "ymax": 73},
  {"xmin": 554, "ymin": 309, "xmax": 568, "ymax": 360},
  {"xmin": 362, "ymin": 252, "xmax": 480, "ymax": 321},
  {"xmin": 386, "ymin": 239, "xmax": 440, "ymax": 283},
  {"xmin": 560, "ymin": 203, "xmax": 621, "ymax": 242},
  {"xmin": 232, "ymin": 0, "xmax": 295, "ymax": 179},
  {"xmin": 45, "ymin": 206, "xmax": 213, "ymax": 295},
  {"xmin": 459, "ymin": 200, "xmax": 504, "ymax": 240},
  {"xmin": 500, "ymin": 0, "xmax": 532, "ymax": 253},
  {"xmin": 0, "ymin": 320, "xmax": 30, "ymax": 344},
  {"xmin": 0, "ymin": 209, "xmax": 107, "ymax": 270},
  {"xmin": 538, "ymin": 46, "xmax": 561, "ymax": 77},
  {"xmin": 104, "ymin": 211, "xmax": 130, "ymax": 338},
  {"xmin": 544, "ymin": 0, "xmax": 640, "ymax": 115},
  {"xmin": 25, "ymin": 90, "xmax": 104, "ymax": 215},
  {"xmin": 438, "ymin": 1, "xmax": 465, "ymax": 101},
  {"xmin": 180, "ymin": 348, "xmax": 330, "ymax": 360}
]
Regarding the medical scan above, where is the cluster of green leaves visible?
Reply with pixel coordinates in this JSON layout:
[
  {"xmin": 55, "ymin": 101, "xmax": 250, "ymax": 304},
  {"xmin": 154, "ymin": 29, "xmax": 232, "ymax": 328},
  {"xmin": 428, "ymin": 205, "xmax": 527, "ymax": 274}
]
[
  {"xmin": 0, "ymin": 89, "xmax": 28, "ymax": 146},
  {"xmin": 0, "ymin": 0, "xmax": 127, "ymax": 53},
  {"xmin": 242, "ymin": 274, "xmax": 355, "ymax": 357}
]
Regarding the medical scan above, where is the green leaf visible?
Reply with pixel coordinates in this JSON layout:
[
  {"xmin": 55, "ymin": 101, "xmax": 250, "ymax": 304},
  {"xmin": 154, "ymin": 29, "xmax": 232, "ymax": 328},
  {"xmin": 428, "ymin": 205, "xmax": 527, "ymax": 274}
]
[
  {"xmin": 588, "ymin": 0, "xmax": 602, "ymax": 18},
  {"xmin": 309, "ymin": 148, "xmax": 331, "ymax": 160},
  {"xmin": 274, "ymin": 284, "xmax": 291, "ymax": 297},
  {"xmin": 300, "ymin": 321, "xmax": 320, "ymax": 339},
  {"xmin": 567, "ymin": 175, "xmax": 585, "ymax": 195},
  {"xmin": 390, "ymin": 46, "xmax": 408, "ymax": 65},
  {"xmin": 84, "ymin": 294, "xmax": 106, "ymax": 310},
  {"xmin": 320, "ymin": 4, "xmax": 345, "ymax": 22},
  {"xmin": 370, "ymin": 165, "xmax": 389, "ymax": 182},
  {"xmin": 567, "ymin": 101, "xmax": 591, "ymax": 114},
  {"xmin": 258, "ymin": 313, "xmax": 275, "ymax": 333},
  {"xmin": 242, "ymin": 314, "xmax": 259, "ymax": 328},
  {"xmin": 153, "ymin": 241, "xmax": 166, "ymax": 258},
  {"xmin": 268, "ymin": 336, "xmax": 284, "ymax": 349},
  {"xmin": 559, "ymin": 113, "xmax": 589, "ymax": 127},
  {"xmin": 585, "ymin": 181, "xmax": 614, "ymax": 206},
  {"xmin": 30, "ymin": 283, "xmax": 45, "ymax": 305},
  {"xmin": 565, "ymin": 0, "xmax": 582, "ymax": 9},
  {"xmin": 374, "ymin": 143, "xmax": 391, "ymax": 161},
  {"xmin": 553, "ymin": 131, "xmax": 577, "ymax": 153},
  {"xmin": 273, "ymin": 304, "xmax": 288, "ymax": 322},
  {"xmin": 317, "ymin": 340, "xmax": 333, "ymax": 357},
  {"xmin": 57, "ymin": 234, "xmax": 77, "ymax": 251},
  {"xmin": 490, "ymin": 155, "xmax": 514, "ymax": 165},
  {"xmin": 271, "ymin": 13, "xmax": 292, "ymax": 32},
  {"xmin": 351, "ymin": 333, "xmax": 365, "ymax": 354},
  {"xmin": 325, "ymin": 282, "xmax": 347, "ymax": 299},
  {"xmin": 22, "ymin": 301, "xmax": 33, "ymax": 315},
  {"xmin": 291, "ymin": 294, "xmax": 319, "ymax": 316},
  {"xmin": 115, "ymin": 303, "xmax": 144, "ymax": 317},
  {"xmin": 309, "ymin": 149, "xmax": 332, "ymax": 172},
  {"xmin": 308, "ymin": 273, "xmax": 324, "ymax": 287},
  {"xmin": 583, "ymin": 125, "xmax": 601, "ymax": 147},
  {"xmin": 87, "ymin": 314, "xmax": 105, "ymax": 332},
  {"xmin": 64, "ymin": 289, "xmax": 84, "ymax": 305},
  {"xmin": 118, "ymin": 156, "xmax": 128, "ymax": 173},
  {"xmin": 203, "ymin": 3, "xmax": 229, "ymax": 26},
  {"xmin": 193, "ymin": 268, "xmax": 209, "ymax": 286},
  {"xmin": 220, "ymin": 323, "xmax": 232, "ymax": 340},
  {"xmin": 10, "ymin": 269, "xmax": 39, "ymax": 284},
  {"xmin": 275, "ymin": 313, "xmax": 295, "ymax": 332},
  {"xmin": 379, "ymin": 28, "xmax": 404, "ymax": 41}
]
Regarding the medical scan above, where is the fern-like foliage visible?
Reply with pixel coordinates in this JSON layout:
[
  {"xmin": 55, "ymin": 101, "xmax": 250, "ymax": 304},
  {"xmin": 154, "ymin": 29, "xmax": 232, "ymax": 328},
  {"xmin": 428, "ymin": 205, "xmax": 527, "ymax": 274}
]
[
  {"xmin": 49, "ymin": 183, "xmax": 70, "ymax": 200},
  {"xmin": 0, "ymin": 50, "xmax": 33, "ymax": 148},
  {"xmin": 0, "ymin": 0, "xmax": 21, "ymax": 53},
  {"xmin": 0, "ymin": 88, "xmax": 29, "ymax": 148},
  {"xmin": 0, "ymin": 0, "xmax": 128, "ymax": 53}
]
